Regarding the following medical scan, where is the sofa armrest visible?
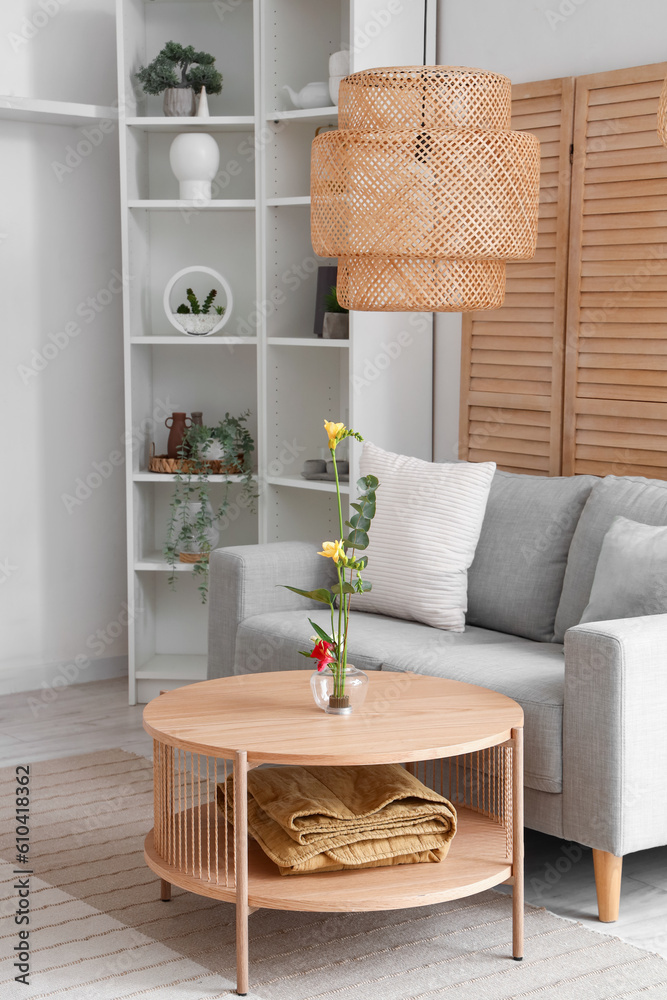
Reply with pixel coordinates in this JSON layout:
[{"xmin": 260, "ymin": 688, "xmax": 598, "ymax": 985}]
[
  {"xmin": 207, "ymin": 542, "xmax": 336, "ymax": 679},
  {"xmin": 563, "ymin": 614, "xmax": 667, "ymax": 856}
]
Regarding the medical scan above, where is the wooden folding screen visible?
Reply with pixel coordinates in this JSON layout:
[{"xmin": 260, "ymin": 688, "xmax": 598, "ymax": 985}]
[
  {"xmin": 459, "ymin": 77, "xmax": 575, "ymax": 475},
  {"xmin": 562, "ymin": 61, "xmax": 667, "ymax": 478}
]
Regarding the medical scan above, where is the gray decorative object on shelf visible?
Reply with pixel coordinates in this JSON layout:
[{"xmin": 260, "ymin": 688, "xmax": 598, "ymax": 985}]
[{"xmin": 323, "ymin": 313, "xmax": 349, "ymax": 339}]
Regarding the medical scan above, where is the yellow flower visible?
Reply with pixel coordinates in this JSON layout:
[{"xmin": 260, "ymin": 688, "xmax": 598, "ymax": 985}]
[
  {"xmin": 318, "ymin": 539, "xmax": 346, "ymax": 564},
  {"xmin": 324, "ymin": 420, "xmax": 345, "ymax": 449}
]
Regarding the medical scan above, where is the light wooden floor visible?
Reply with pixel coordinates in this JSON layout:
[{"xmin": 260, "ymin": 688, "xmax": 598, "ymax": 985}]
[{"xmin": 2, "ymin": 676, "xmax": 666, "ymax": 959}]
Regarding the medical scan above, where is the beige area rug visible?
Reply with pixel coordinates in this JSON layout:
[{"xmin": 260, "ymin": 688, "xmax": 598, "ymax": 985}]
[{"xmin": 1, "ymin": 750, "xmax": 667, "ymax": 1000}]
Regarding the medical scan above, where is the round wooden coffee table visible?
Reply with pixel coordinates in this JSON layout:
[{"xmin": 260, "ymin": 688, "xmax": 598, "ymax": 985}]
[{"xmin": 143, "ymin": 671, "xmax": 524, "ymax": 995}]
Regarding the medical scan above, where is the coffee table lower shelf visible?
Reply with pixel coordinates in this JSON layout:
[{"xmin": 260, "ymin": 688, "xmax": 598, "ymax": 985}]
[{"xmin": 144, "ymin": 804, "xmax": 512, "ymax": 913}]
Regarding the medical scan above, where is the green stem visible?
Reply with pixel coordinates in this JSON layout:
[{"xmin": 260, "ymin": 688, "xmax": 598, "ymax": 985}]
[
  {"xmin": 331, "ymin": 446, "xmax": 345, "ymax": 541},
  {"xmin": 335, "ymin": 561, "xmax": 344, "ymax": 698},
  {"xmin": 331, "ymin": 447, "xmax": 348, "ymax": 698}
]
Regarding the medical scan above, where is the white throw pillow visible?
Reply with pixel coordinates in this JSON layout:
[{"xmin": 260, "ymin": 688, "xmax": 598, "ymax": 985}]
[
  {"xmin": 355, "ymin": 443, "xmax": 496, "ymax": 632},
  {"xmin": 579, "ymin": 515, "xmax": 667, "ymax": 624}
]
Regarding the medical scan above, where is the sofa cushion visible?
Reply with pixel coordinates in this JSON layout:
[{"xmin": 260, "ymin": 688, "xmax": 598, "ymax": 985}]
[
  {"xmin": 554, "ymin": 476, "xmax": 667, "ymax": 641},
  {"xmin": 467, "ymin": 471, "xmax": 597, "ymax": 642},
  {"xmin": 235, "ymin": 610, "xmax": 564, "ymax": 794},
  {"xmin": 580, "ymin": 516, "xmax": 667, "ymax": 624},
  {"xmin": 356, "ymin": 442, "xmax": 495, "ymax": 632}
]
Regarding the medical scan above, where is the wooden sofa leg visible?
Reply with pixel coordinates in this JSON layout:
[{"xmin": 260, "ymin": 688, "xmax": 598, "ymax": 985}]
[{"xmin": 592, "ymin": 849, "xmax": 622, "ymax": 922}]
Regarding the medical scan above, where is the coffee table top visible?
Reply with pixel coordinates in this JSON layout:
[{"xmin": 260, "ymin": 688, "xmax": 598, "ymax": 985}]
[{"xmin": 144, "ymin": 671, "xmax": 523, "ymax": 764}]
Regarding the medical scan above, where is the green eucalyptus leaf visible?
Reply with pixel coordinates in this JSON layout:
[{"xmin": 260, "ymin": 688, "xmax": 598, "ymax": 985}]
[
  {"xmin": 347, "ymin": 528, "xmax": 369, "ymax": 549},
  {"xmin": 355, "ymin": 579, "xmax": 372, "ymax": 593},
  {"xmin": 332, "ymin": 582, "xmax": 355, "ymax": 595}
]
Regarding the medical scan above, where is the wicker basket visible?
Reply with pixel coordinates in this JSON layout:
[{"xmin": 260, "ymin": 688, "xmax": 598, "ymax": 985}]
[
  {"xmin": 178, "ymin": 551, "xmax": 210, "ymax": 564},
  {"xmin": 148, "ymin": 443, "xmax": 243, "ymax": 476}
]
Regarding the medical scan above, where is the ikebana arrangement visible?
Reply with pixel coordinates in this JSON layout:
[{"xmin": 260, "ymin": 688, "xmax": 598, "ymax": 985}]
[
  {"xmin": 136, "ymin": 41, "xmax": 223, "ymax": 116},
  {"xmin": 284, "ymin": 420, "xmax": 379, "ymax": 714},
  {"xmin": 164, "ymin": 412, "xmax": 256, "ymax": 601}
]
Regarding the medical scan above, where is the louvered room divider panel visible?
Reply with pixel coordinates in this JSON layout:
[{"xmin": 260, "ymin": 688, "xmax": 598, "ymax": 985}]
[
  {"xmin": 459, "ymin": 77, "xmax": 574, "ymax": 475},
  {"xmin": 563, "ymin": 61, "xmax": 667, "ymax": 478}
]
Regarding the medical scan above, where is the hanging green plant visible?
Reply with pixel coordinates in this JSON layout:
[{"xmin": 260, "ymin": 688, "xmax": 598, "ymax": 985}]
[{"xmin": 164, "ymin": 412, "xmax": 256, "ymax": 602}]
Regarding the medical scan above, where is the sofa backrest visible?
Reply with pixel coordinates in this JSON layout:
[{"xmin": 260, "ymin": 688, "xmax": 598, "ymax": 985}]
[
  {"xmin": 553, "ymin": 475, "xmax": 667, "ymax": 641},
  {"xmin": 467, "ymin": 471, "xmax": 597, "ymax": 642}
]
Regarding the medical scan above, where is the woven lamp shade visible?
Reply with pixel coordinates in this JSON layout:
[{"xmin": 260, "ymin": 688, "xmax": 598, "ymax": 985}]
[
  {"xmin": 659, "ymin": 76, "xmax": 667, "ymax": 146},
  {"xmin": 311, "ymin": 67, "xmax": 541, "ymax": 312}
]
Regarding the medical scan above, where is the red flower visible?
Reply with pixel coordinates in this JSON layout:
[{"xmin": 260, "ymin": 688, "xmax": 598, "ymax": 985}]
[{"xmin": 310, "ymin": 640, "xmax": 335, "ymax": 672}]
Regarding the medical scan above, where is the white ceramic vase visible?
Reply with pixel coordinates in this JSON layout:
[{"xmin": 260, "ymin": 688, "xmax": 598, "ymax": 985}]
[
  {"xmin": 329, "ymin": 50, "xmax": 349, "ymax": 105},
  {"xmin": 169, "ymin": 133, "xmax": 220, "ymax": 200}
]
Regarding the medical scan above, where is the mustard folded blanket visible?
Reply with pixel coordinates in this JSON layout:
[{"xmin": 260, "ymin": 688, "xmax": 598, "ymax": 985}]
[{"xmin": 217, "ymin": 763, "xmax": 457, "ymax": 876}]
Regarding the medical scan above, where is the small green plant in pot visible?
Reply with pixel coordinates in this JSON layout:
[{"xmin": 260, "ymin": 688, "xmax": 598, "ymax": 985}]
[
  {"xmin": 174, "ymin": 287, "xmax": 225, "ymax": 335},
  {"xmin": 164, "ymin": 412, "xmax": 256, "ymax": 601},
  {"xmin": 136, "ymin": 41, "xmax": 223, "ymax": 116},
  {"xmin": 323, "ymin": 286, "xmax": 349, "ymax": 340}
]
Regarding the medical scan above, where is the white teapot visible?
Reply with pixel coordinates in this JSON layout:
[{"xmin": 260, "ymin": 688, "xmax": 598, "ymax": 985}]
[{"xmin": 283, "ymin": 81, "xmax": 331, "ymax": 110}]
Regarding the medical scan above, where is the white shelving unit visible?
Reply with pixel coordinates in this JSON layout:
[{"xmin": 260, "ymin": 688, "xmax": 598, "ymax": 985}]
[
  {"xmin": 118, "ymin": 0, "xmax": 435, "ymax": 703},
  {"xmin": 0, "ymin": 96, "xmax": 118, "ymax": 127}
]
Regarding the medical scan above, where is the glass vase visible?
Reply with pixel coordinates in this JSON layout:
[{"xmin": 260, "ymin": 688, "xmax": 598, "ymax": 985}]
[{"xmin": 310, "ymin": 664, "xmax": 369, "ymax": 715}]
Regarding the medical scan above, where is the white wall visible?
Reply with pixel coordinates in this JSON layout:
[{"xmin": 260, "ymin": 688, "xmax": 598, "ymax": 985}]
[
  {"xmin": 0, "ymin": 0, "xmax": 125, "ymax": 694},
  {"xmin": 434, "ymin": 0, "xmax": 667, "ymax": 461}
]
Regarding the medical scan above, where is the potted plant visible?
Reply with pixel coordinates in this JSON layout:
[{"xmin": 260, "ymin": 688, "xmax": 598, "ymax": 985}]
[
  {"xmin": 322, "ymin": 285, "xmax": 349, "ymax": 339},
  {"xmin": 164, "ymin": 412, "xmax": 256, "ymax": 601},
  {"xmin": 136, "ymin": 41, "xmax": 223, "ymax": 117},
  {"xmin": 174, "ymin": 287, "xmax": 225, "ymax": 336}
]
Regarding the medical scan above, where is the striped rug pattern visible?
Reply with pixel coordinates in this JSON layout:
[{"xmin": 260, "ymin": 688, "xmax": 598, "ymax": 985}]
[{"xmin": 1, "ymin": 749, "xmax": 667, "ymax": 1000}]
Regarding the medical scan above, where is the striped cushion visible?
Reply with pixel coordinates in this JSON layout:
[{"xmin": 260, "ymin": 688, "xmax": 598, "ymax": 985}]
[{"xmin": 355, "ymin": 443, "xmax": 495, "ymax": 631}]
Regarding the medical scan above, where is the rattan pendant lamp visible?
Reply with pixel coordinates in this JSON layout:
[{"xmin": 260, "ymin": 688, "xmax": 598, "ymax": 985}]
[{"xmin": 311, "ymin": 66, "xmax": 541, "ymax": 312}]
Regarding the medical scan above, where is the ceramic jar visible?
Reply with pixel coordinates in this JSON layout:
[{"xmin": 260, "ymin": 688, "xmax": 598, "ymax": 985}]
[
  {"xmin": 165, "ymin": 412, "xmax": 191, "ymax": 459},
  {"xmin": 163, "ymin": 87, "xmax": 196, "ymax": 117},
  {"xmin": 169, "ymin": 132, "xmax": 220, "ymax": 201}
]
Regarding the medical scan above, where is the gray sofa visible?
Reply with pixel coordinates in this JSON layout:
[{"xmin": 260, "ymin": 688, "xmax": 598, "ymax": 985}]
[{"xmin": 208, "ymin": 470, "xmax": 667, "ymax": 922}]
